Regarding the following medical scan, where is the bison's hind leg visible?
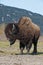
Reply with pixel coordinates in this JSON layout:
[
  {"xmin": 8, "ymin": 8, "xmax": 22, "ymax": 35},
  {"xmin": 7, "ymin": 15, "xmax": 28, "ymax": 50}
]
[
  {"xmin": 33, "ymin": 42, "xmax": 37, "ymax": 54},
  {"xmin": 32, "ymin": 37, "xmax": 39, "ymax": 54}
]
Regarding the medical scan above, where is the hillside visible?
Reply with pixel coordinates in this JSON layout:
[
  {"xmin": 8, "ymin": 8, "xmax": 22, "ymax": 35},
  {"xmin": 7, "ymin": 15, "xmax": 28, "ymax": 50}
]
[{"xmin": 0, "ymin": 4, "xmax": 43, "ymax": 35}]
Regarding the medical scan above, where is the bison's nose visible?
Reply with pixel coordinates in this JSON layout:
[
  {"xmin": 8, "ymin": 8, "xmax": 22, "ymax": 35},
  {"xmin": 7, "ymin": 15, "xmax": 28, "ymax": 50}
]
[{"xmin": 10, "ymin": 40, "xmax": 15, "ymax": 46}]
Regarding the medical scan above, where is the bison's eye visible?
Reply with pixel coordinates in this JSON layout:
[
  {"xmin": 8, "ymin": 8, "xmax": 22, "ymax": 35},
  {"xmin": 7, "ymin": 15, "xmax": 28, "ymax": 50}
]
[{"xmin": 12, "ymin": 30, "xmax": 16, "ymax": 34}]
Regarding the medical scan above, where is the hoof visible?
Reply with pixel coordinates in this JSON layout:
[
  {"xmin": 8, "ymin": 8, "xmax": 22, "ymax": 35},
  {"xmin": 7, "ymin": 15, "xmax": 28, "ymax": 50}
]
[{"xmin": 32, "ymin": 52, "xmax": 37, "ymax": 55}]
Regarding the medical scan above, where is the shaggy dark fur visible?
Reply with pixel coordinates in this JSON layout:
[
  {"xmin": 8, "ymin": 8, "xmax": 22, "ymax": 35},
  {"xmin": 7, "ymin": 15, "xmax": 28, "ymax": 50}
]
[{"xmin": 5, "ymin": 17, "xmax": 40, "ymax": 54}]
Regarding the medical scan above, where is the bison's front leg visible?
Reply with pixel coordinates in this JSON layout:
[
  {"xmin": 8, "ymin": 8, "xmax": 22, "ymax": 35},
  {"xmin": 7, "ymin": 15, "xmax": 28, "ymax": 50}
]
[
  {"xmin": 20, "ymin": 42, "xmax": 25, "ymax": 54},
  {"xmin": 26, "ymin": 40, "xmax": 32, "ymax": 53},
  {"xmin": 20, "ymin": 48, "xmax": 23, "ymax": 54}
]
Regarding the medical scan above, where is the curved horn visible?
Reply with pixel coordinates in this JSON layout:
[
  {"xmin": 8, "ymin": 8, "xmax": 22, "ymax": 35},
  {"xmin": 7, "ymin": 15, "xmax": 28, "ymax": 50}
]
[{"xmin": 12, "ymin": 24, "xmax": 15, "ymax": 31}]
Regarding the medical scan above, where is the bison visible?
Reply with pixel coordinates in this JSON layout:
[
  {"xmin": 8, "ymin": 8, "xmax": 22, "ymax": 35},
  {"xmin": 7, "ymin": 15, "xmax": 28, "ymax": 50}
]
[{"xmin": 5, "ymin": 16, "xmax": 40, "ymax": 54}]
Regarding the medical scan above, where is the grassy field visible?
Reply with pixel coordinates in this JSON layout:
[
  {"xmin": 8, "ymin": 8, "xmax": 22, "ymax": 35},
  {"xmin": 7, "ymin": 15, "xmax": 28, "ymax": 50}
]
[{"xmin": 0, "ymin": 40, "xmax": 43, "ymax": 55}]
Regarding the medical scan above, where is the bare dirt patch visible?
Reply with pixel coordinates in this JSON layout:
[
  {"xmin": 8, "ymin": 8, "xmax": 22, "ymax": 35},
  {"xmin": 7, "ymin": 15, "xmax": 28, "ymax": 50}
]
[{"xmin": 0, "ymin": 55, "xmax": 43, "ymax": 65}]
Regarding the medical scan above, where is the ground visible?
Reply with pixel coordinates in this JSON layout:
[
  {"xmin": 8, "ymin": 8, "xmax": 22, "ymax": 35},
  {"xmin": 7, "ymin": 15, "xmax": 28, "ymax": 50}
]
[
  {"xmin": 0, "ymin": 55, "xmax": 43, "ymax": 65},
  {"xmin": 0, "ymin": 36, "xmax": 43, "ymax": 65}
]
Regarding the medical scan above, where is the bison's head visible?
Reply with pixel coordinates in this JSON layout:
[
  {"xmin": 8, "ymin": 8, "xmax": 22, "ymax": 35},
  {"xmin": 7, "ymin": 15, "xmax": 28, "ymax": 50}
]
[{"xmin": 5, "ymin": 23, "xmax": 19, "ymax": 46}]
